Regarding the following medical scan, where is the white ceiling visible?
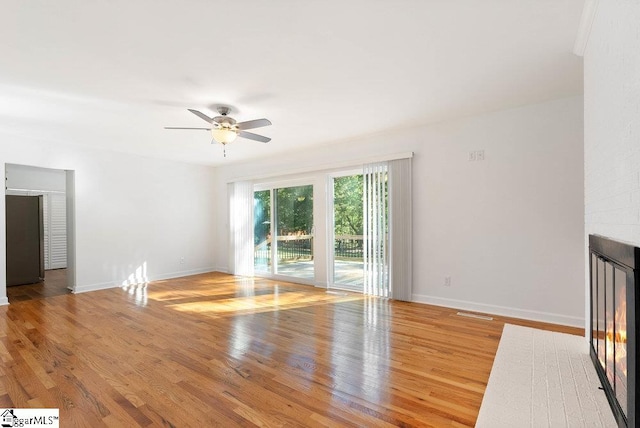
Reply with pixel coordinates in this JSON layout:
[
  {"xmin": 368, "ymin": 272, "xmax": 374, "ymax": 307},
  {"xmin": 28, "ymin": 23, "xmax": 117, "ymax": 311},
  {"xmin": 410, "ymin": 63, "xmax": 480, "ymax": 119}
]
[{"xmin": 0, "ymin": 0, "xmax": 584, "ymax": 166}]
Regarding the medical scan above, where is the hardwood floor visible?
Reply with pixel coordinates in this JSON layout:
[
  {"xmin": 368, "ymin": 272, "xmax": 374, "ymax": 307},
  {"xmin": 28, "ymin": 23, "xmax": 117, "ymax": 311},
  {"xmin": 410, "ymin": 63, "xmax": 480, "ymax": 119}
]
[
  {"xmin": 6, "ymin": 269, "xmax": 70, "ymax": 302},
  {"xmin": 0, "ymin": 272, "xmax": 582, "ymax": 427}
]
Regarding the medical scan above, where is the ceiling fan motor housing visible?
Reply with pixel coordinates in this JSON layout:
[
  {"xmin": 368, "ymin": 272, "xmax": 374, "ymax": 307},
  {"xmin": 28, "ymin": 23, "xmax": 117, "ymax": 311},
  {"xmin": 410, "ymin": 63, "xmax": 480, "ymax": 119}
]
[{"xmin": 213, "ymin": 115, "xmax": 237, "ymax": 129}]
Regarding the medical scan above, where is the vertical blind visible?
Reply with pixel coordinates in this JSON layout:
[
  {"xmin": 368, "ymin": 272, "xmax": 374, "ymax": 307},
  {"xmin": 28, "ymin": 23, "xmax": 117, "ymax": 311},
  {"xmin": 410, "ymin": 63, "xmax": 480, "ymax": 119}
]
[
  {"xmin": 363, "ymin": 157, "xmax": 412, "ymax": 300},
  {"xmin": 363, "ymin": 162, "xmax": 389, "ymax": 297},
  {"xmin": 388, "ymin": 158, "xmax": 412, "ymax": 301},
  {"xmin": 228, "ymin": 181, "xmax": 254, "ymax": 276}
]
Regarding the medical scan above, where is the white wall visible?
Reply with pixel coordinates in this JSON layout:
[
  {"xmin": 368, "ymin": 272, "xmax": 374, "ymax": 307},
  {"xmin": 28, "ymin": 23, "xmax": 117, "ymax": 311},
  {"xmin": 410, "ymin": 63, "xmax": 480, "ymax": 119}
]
[
  {"xmin": 214, "ymin": 96, "xmax": 585, "ymax": 326},
  {"xmin": 584, "ymin": 1, "xmax": 640, "ymax": 244},
  {"xmin": 583, "ymin": 1, "xmax": 640, "ymax": 334},
  {"xmin": 6, "ymin": 164, "xmax": 66, "ymax": 192},
  {"xmin": 0, "ymin": 135, "xmax": 217, "ymax": 303}
]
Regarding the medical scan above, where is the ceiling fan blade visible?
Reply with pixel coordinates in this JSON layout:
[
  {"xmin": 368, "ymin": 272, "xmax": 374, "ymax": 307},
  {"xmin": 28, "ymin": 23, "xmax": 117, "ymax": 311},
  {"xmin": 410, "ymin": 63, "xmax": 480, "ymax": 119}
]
[
  {"xmin": 164, "ymin": 127, "xmax": 211, "ymax": 130},
  {"xmin": 187, "ymin": 109, "xmax": 213, "ymax": 123},
  {"xmin": 238, "ymin": 131, "xmax": 271, "ymax": 143},
  {"xmin": 236, "ymin": 118, "xmax": 272, "ymax": 130}
]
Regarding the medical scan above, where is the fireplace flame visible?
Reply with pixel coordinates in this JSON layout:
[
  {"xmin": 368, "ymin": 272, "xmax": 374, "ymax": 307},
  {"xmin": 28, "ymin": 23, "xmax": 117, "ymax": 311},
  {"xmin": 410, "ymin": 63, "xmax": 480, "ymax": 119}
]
[
  {"xmin": 615, "ymin": 295, "xmax": 627, "ymax": 377},
  {"xmin": 605, "ymin": 292, "xmax": 627, "ymax": 378}
]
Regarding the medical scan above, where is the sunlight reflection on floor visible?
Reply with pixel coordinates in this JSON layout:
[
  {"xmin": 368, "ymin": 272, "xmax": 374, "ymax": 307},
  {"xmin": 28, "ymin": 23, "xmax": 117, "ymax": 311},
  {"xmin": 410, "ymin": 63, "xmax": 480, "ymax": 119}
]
[
  {"xmin": 121, "ymin": 283, "xmax": 148, "ymax": 307},
  {"xmin": 142, "ymin": 274, "xmax": 364, "ymax": 317},
  {"xmin": 167, "ymin": 291, "xmax": 363, "ymax": 316}
]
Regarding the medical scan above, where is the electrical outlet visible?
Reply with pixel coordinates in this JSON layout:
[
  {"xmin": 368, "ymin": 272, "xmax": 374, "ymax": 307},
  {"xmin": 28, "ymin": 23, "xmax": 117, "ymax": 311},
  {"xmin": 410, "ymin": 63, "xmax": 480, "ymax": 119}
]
[
  {"xmin": 180, "ymin": 257, "xmax": 185, "ymax": 265},
  {"xmin": 469, "ymin": 150, "xmax": 486, "ymax": 161},
  {"xmin": 444, "ymin": 276, "xmax": 451, "ymax": 287}
]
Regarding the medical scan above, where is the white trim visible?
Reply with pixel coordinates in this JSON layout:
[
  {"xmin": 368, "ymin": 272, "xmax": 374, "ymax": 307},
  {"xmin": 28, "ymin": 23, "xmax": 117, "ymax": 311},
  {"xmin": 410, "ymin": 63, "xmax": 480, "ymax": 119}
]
[
  {"xmin": 326, "ymin": 174, "xmax": 336, "ymax": 289},
  {"xmin": 6, "ymin": 187, "xmax": 66, "ymax": 194},
  {"xmin": 0, "ymin": 296, "xmax": 8, "ymax": 306},
  {"xmin": 65, "ymin": 170, "xmax": 77, "ymax": 292},
  {"xmin": 253, "ymin": 176, "xmax": 316, "ymax": 191},
  {"xmin": 73, "ymin": 267, "xmax": 217, "ymax": 294},
  {"xmin": 227, "ymin": 151, "xmax": 414, "ymax": 183},
  {"xmin": 573, "ymin": 0, "xmax": 599, "ymax": 56},
  {"xmin": 412, "ymin": 294, "xmax": 584, "ymax": 328},
  {"xmin": 327, "ymin": 167, "xmax": 363, "ymax": 179}
]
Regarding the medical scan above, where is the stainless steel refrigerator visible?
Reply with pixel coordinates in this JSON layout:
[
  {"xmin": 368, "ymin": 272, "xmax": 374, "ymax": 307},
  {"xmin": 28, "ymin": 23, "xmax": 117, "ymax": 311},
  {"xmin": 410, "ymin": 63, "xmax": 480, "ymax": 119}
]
[{"xmin": 6, "ymin": 195, "xmax": 45, "ymax": 286}]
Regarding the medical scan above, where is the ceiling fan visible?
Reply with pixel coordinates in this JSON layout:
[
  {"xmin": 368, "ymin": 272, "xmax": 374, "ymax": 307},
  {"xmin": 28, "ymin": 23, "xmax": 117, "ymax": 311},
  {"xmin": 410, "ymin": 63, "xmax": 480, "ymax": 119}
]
[{"xmin": 165, "ymin": 106, "xmax": 272, "ymax": 157}]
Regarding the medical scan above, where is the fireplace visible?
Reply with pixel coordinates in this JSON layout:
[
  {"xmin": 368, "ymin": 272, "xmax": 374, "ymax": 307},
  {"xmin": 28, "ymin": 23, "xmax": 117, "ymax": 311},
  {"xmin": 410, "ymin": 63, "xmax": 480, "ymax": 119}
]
[{"xmin": 589, "ymin": 235, "xmax": 639, "ymax": 427}]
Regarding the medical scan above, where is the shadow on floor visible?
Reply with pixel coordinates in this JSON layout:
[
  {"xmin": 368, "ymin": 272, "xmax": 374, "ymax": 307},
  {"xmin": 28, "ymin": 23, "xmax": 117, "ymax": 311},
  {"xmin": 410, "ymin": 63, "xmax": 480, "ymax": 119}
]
[{"xmin": 6, "ymin": 268, "xmax": 70, "ymax": 302}]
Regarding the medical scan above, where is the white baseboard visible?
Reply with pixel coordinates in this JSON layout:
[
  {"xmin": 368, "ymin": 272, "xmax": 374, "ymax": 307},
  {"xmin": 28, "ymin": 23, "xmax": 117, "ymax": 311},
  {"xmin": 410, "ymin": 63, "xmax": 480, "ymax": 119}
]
[
  {"xmin": 412, "ymin": 294, "xmax": 584, "ymax": 328},
  {"xmin": 74, "ymin": 281, "xmax": 118, "ymax": 294},
  {"xmin": 73, "ymin": 267, "xmax": 217, "ymax": 294},
  {"xmin": 0, "ymin": 296, "xmax": 9, "ymax": 306},
  {"xmin": 141, "ymin": 267, "xmax": 217, "ymax": 283}
]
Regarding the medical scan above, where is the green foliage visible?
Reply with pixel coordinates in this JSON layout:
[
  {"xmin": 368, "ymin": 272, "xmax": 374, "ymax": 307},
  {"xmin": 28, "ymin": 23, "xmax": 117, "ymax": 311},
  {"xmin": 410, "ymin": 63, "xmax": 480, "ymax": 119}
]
[
  {"xmin": 254, "ymin": 185, "xmax": 315, "ymax": 244},
  {"xmin": 333, "ymin": 175, "xmax": 363, "ymax": 236},
  {"xmin": 254, "ymin": 176, "xmax": 365, "ymax": 244},
  {"xmin": 276, "ymin": 185, "xmax": 313, "ymax": 235}
]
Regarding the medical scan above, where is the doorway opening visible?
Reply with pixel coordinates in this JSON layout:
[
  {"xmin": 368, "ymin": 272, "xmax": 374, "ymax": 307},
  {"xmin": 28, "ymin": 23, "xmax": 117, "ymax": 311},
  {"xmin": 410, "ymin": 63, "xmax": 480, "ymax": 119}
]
[{"xmin": 5, "ymin": 164, "xmax": 75, "ymax": 302}]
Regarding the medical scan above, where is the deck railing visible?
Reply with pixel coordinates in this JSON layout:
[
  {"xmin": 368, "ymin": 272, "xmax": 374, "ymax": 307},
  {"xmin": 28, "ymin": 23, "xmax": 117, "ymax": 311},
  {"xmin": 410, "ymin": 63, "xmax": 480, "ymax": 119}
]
[
  {"xmin": 334, "ymin": 235, "xmax": 364, "ymax": 260},
  {"xmin": 255, "ymin": 235, "xmax": 313, "ymax": 263},
  {"xmin": 255, "ymin": 234, "xmax": 364, "ymax": 263}
]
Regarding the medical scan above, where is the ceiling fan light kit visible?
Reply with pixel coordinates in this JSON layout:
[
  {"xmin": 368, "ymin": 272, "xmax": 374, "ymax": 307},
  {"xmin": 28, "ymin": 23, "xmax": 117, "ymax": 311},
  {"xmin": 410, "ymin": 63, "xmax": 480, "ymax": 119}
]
[
  {"xmin": 165, "ymin": 106, "xmax": 272, "ymax": 158},
  {"xmin": 211, "ymin": 128, "xmax": 237, "ymax": 144}
]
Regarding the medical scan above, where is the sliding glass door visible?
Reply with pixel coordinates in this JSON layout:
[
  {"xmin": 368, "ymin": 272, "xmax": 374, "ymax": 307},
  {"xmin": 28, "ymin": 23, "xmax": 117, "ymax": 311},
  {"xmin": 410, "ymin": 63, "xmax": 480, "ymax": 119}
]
[
  {"xmin": 248, "ymin": 157, "xmax": 410, "ymax": 296},
  {"xmin": 254, "ymin": 184, "xmax": 314, "ymax": 282},
  {"xmin": 331, "ymin": 173, "xmax": 365, "ymax": 290}
]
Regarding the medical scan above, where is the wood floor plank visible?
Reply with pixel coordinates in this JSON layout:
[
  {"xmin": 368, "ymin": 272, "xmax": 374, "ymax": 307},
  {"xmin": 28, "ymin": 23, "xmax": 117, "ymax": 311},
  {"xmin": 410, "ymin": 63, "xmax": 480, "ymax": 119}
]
[{"xmin": 0, "ymin": 272, "xmax": 583, "ymax": 427}]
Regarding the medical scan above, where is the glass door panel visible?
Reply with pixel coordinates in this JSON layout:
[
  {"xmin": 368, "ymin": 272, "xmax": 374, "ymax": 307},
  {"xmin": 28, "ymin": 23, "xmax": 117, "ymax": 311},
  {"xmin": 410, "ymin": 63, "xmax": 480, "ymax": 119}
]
[
  {"xmin": 274, "ymin": 185, "xmax": 314, "ymax": 280},
  {"xmin": 332, "ymin": 174, "xmax": 364, "ymax": 289},
  {"xmin": 254, "ymin": 190, "xmax": 271, "ymax": 273},
  {"xmin": 614, "ymin": 267, "xmax": 628, "ymax": 416}
]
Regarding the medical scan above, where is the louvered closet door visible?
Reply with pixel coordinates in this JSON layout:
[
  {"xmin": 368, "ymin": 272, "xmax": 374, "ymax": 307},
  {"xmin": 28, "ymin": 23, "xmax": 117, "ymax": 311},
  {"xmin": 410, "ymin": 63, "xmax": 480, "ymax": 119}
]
[
  {"xmin": 42, "ymin": 194, "xmax": 50, "ymax": 269},
  {"xmin": 49, "ymin": 193, "xmax": 67, "ymax": 269}
]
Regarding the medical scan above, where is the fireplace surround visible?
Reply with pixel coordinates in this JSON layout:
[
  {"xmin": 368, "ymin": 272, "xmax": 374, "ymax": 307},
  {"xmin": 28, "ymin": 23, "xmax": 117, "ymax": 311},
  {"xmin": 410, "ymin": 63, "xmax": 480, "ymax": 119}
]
[{"xmin": 589, "ymin": 234, "xmax": 640, "ymax": 427}]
